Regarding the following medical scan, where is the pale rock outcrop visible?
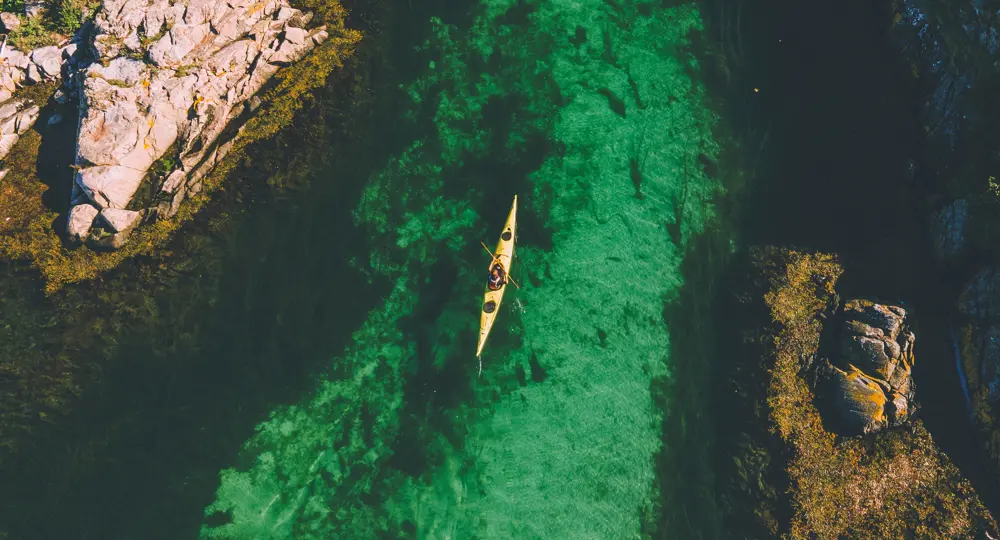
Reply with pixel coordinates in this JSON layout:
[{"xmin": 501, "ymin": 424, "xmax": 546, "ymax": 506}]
[
  {"xmin": 0, "ymin": 34, "xmax": 76, "ymax": 170},
  {"xmin": 0, "ymin": 39, "xmax": 68, "ymax": 104},
  {"xmin": 66, "ymin": 0, "xmax": 330, "ymax": 249},
  {"xmin": 0, "ymin": 98, "xmax": 39, "ymax": 155},
  {"xmin": 30, "ymin": 46, "xmax": 61, "ymax": 79},
  {"xmin": 0, "ymin": 12, "xmax": 19, "ymax": 32},
  {"xmin": 99, "ymin": 207, "xmax": 141, "ymax": 233},
  {"xmin": 67, "ymin": 203, "xmax": 100, "ymax": 242}
]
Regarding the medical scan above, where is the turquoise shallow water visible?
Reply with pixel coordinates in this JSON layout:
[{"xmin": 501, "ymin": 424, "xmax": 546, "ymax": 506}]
[{"xmin": 201, "ymin": 2, "xmax": 725, "ymax": 538}]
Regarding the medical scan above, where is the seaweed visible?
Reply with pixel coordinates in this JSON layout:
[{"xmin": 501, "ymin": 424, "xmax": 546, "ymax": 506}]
[{"xmin": 597, "ymin": 87, "xmax": 626, "ymax": 118}]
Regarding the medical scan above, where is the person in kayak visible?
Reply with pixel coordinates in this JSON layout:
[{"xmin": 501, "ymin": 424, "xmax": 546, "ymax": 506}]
[{"xmin": 487, "ymin": 260, "xmax": 506, "ymax": 291}]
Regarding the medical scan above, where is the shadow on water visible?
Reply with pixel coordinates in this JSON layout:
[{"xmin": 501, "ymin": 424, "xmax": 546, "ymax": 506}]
[
  {"xmin": 1, "ymin": 88, "xmax": 380, "ymax": 540},
  {"xmin": 34, "ymin": 94, "xmax": 77, "ymax": 218},
  {"xmin": 652, "ymin": 226, "xmax": 731, "ymax": 540}
]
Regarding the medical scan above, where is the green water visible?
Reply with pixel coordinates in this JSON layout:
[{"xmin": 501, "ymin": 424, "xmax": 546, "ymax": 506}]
[
  {"xmin": 0, "ymin": 1, "xmax": 731, "ymax": 538},
  {"xmin": 201, "ymin": 2, "xmax": 724, "ymax": 538}
]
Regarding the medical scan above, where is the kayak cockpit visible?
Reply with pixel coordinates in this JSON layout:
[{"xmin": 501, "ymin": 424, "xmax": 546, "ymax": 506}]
[{"xmin": 487, "ymin": 261, "xmax": 506, "ymax": 291}]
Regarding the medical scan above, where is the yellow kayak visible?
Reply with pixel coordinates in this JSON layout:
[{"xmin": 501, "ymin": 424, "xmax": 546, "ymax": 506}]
[{"xmin": 476, "ymin": 195, "xmax": 517, "ymax": 360}]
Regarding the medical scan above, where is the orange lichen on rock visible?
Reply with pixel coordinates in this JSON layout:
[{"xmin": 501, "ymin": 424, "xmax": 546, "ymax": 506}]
[{"xmin": 754, "ymin": 247, "xmax": 997, "ymax": 539}]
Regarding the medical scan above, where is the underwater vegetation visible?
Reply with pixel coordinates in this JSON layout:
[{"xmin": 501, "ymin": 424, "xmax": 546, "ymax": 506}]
[{"xmin": 199, "ymin": 0, "xmax": 729, "ymax": 538}]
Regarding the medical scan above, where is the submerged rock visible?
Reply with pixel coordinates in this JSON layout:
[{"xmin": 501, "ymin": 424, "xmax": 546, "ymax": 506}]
[
  {"xmin": 931, "ymin": 198, "xmax": 968, "ymax": 263},
  {"xmin": 956, "ymin": 268, "xmax": 1000, "ymax": 477},
  {"xmin": 958, "ymin": 268, "xmax": 1000, "ymax": 403},
  {"xmin": 817, "ymin": 299, "xmax": 916, "ymax": 435},
  {"xmin": 65, "ymin": 0, "xmax": 331, "ymax": 249}
]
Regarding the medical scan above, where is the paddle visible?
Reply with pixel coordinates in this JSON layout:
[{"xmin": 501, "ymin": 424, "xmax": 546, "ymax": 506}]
[{"xmin": 480, "ymin": 241, "xmax": 520, "ymax": 289}]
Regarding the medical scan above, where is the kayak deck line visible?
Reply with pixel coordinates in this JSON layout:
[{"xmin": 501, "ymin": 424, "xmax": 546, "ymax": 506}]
[{"xmin": 476, "ymin": 195, "xmax": 518, "ymax": 372}]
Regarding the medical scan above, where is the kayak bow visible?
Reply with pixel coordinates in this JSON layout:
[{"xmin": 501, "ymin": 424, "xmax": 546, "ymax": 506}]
[{"xmin": 476, "ymin": 195, "xmax": 517, "ymax": 360}]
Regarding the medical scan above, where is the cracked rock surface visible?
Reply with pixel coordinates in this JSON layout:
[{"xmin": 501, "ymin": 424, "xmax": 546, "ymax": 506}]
[
  {"xmin": 66, "ymin": 0, "xmax": 329, "ymax": 248},
  {"xmin": 815, "ymin": 299, "xmax": 917, "ymax": 435}
]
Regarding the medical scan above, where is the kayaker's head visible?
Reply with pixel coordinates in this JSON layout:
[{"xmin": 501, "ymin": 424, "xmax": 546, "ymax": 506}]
[{"xmin": 491, "ymin": 266, "xmax": 500, "ymax": 278}]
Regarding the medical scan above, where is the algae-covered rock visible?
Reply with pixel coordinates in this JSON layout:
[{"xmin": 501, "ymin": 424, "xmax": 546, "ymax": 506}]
[
  {"xmin": 717, "ymin": 247, "xmax": 997, "ymax": 539},
  {"xmin": 824, "ymin": 364, "xmax": 889, "ymax": 433}
]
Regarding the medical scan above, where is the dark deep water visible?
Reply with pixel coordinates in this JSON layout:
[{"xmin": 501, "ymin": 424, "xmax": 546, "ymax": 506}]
[{"xmin": 0, "ymin": 0, "xmax": 996, "ymax": 538}]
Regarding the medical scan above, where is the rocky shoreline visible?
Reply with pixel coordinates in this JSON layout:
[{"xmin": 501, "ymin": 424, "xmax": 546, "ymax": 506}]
[
  {"xmin": 714, "ymin": 247, "xmax": 998, "ymax": 537},
  {"xmin": 0, "ymin": 0, "xmax": 360, "ymax": 292},
  {"xmin": 63, "ymin": 0, "xmax": 329, "ymax": 249},
  {"xmin": 0, "ymin": 1, "xmax": 336, "ymax": 239}
]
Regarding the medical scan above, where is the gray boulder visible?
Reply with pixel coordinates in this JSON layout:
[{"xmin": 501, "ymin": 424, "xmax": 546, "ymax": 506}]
[
  {"xmin": 817, "ymin": 299, "xmax": 916, "ymax": 435},
  {"xmin": 99, "ymin": 207, "xmax": 142, "ymax": 233},
  {"xmin": 29, "ymin": 46, "xmax": 61, "ymax": 79}
]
